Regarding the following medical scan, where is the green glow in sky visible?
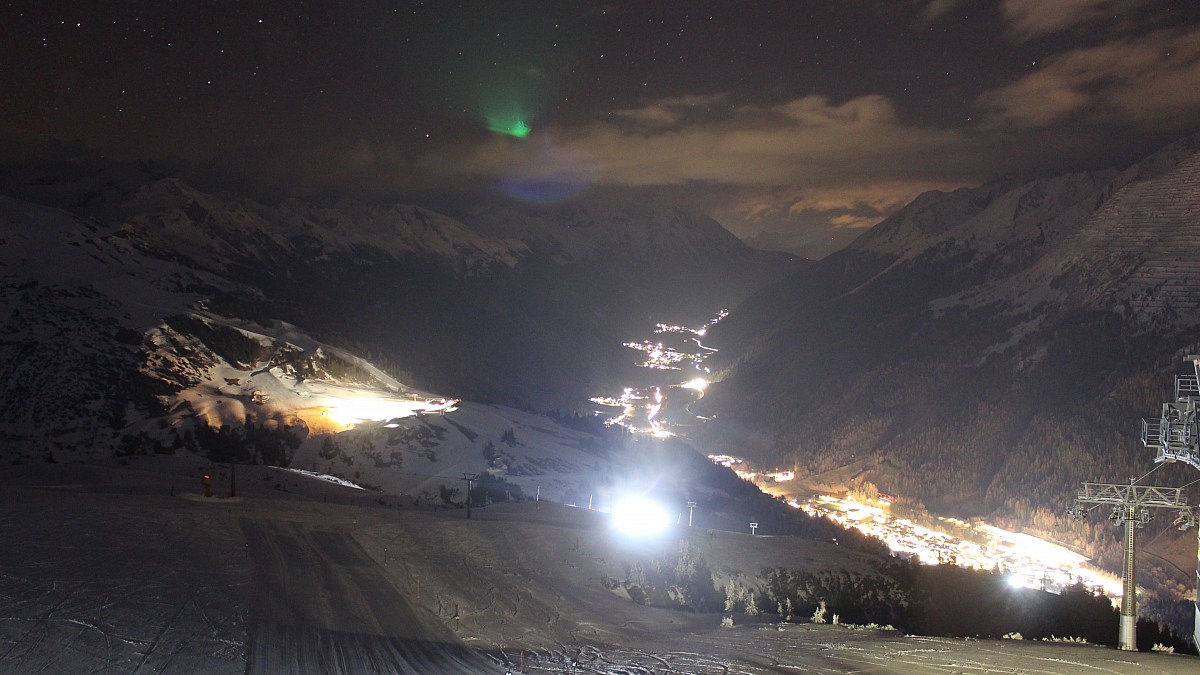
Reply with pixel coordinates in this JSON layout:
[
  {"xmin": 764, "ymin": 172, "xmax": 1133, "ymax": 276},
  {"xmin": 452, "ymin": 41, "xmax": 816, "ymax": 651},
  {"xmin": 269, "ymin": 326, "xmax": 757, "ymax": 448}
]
[{"xmin": 487, "ymin": 117, "xmax": 531, "ymax": 138}]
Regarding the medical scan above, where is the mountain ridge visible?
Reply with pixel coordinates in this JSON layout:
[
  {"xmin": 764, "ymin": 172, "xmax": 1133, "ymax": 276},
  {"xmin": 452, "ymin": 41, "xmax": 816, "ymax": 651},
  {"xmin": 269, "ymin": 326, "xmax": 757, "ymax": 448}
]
[
  {"xmin": 696, "ymin": 132, "xmax": 1200, "ymax": 539},
  {"xmin": 0, "ymin": 166, "xmax": 798, "ymax": 470}
]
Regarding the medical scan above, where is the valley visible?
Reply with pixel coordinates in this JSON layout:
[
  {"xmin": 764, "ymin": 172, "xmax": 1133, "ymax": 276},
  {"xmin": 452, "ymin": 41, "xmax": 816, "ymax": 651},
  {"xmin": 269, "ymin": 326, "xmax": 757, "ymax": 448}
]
[
  {"xmin": 2, "ymin": 133, "xmax": 1200, "ymax": 671},
  {"xmin": 594, "ymin": 313, "xmax": 1130, "ymax": 608},
  {"xmin": 6, "ymin": 1, "xmax": 1200, "ymax": 669}
]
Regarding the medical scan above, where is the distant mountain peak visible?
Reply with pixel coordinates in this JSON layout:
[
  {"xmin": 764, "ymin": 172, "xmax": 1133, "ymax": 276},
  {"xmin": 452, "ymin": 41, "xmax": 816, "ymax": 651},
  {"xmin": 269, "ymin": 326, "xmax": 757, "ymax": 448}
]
[{"xmin": 699, "ymin": 132, "xmax": 1200, "ymax": 529}]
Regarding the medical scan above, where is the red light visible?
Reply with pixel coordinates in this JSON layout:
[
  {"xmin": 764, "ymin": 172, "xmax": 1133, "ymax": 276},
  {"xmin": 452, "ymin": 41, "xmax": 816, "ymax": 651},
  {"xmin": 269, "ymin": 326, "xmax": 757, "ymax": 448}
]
[{"xmin": 203, "ymin": 475, "xmax": 210, "ymax": 479}]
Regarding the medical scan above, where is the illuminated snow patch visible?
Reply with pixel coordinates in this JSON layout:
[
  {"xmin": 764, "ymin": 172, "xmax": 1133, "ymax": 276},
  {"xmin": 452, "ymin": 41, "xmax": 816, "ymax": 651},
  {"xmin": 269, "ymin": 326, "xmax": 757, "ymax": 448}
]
[
  {"xmin": 283, "ymin": 468, "xmax": 365, "ymax": 490},
  {"xmin": 325, "ymin": 398, "xmax": 422, "ymax": 425},
  {"xmin": 322, "ymin": 395, "xmax": 459, "ymax": 427}
]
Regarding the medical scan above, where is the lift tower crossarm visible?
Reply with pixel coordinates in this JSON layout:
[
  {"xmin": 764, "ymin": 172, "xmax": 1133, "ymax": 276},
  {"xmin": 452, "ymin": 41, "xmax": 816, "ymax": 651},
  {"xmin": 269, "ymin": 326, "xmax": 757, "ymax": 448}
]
[
  {"xmin": 1076, "ymin": 483, "xmax": 1187, "ymax": 508},
  {"xmin": 1071, "ymin": 481, "xmax": 1189, "ymax": 651}
]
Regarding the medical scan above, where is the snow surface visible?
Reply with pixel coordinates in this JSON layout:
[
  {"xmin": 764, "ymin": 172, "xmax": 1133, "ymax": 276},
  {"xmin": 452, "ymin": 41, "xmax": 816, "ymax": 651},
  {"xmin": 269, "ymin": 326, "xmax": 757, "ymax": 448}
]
[
  {"xmin": 130, "ymin": 307, "xmax": 614, "ymax": 504},
  {"xmin": 1, "ymin": 460, "xmax": 1195, "ymax": 674}
]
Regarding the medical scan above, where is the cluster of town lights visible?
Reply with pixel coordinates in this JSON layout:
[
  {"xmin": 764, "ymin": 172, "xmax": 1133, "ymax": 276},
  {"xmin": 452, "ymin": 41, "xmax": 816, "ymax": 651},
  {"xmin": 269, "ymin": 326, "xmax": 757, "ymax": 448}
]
[
  {"xmin": 798, "ymin": 494, "xmax": 1123, "ymax": 598},
  {"xmin": 622, "ymin": 340, "xmax": 699, "ymax": 371},
  {"xmin": 593, "ymin": 311, "xmax": 726, "ymax": 437},
  {"xmin": 712, "ymin": 454, "xmax": 1123, "ymax": 599}
]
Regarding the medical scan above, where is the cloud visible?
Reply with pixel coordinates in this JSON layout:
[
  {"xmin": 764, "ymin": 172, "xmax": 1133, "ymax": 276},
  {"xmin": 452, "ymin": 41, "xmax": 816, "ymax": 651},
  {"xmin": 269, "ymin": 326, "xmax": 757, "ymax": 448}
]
[
  {"xmin": 1001, "ymin": 0, "xmax": 1152, "ymax": 40},
  {"xmin": 418, "ymin": 94, "xmax": 972, "ymax": 191},
  {"xmin": 700, "ymin": 179, "xmax": 962, "ymax": 259},
  {"xmin": 187, "ymin": 11, "xmax": 1200, "ymax": 261},
  {"xmin": 921, "ymin": 0, "xmax": 968, "ymax": 23},
  {"xmin": 927, "ymin": 0, "xmax": 1155, "ymax": 41},
  {"xmin": 787, "ymin": 183, "xmax": 948, "ymax": 225},
  {"xmin": 717, "ymin": 181, "xmax": 956, "ymax": 234},
  {"xmin": 392, "ymin": 94, "xmax": 994, "ymax": 259},
  {"xmin": 611, "ymin": 94, "xmax": 730, "ymax": 129},
  {"xmin": 976, "ymin": 24, "xmax": 1200, "ymax": 129}
]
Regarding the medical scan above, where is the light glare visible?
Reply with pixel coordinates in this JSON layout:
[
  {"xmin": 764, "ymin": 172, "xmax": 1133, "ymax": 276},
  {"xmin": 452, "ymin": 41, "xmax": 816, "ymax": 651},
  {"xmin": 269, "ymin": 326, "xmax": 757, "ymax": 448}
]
[
  {"xmin": 612, "ymin": 496, "xmax": 672, "ymax": 537},
  {"xmin": 323, "ymin": 396, "xmax": 459, "ymax": 426}
]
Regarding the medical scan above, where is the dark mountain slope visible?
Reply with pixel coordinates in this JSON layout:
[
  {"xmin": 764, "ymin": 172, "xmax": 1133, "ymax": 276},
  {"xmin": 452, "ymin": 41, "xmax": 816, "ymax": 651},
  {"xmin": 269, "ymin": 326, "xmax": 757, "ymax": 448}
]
[{"xmin": 697, "ymin": 134, "xmax": 1200, "ymax": 528}]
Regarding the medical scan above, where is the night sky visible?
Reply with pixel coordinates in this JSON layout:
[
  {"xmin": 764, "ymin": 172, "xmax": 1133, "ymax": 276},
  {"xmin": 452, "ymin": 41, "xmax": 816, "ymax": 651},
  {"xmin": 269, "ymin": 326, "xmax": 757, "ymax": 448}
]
[{"xmin": 3, "ymin": 1, "xmax": 1199, "ymax": 258}]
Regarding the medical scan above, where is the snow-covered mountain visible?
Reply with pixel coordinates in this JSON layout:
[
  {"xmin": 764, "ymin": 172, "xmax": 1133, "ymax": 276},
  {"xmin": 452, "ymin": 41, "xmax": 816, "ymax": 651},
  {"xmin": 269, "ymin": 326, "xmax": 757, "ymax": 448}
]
[
  {"xmin": 0, "ymin": 193, "xmax": 609, "ymax": 499},
  {"xmin": 119, "ymin": 178, "xmax": 528, "ymax": 277},
  {"xmin": 697, "ymin": 132, "xmax": 1200, "ymax": 534},
  {"xmin": 0, "ymin": 163, "xmax": 797, "ymax": 499},
  {"xmin": 851, "ymin": 134, "xmax": 1200, "ymax": 335},
  {"xmin": 0, "ymin": 194, "xmax": 233, "ymax": 460}
]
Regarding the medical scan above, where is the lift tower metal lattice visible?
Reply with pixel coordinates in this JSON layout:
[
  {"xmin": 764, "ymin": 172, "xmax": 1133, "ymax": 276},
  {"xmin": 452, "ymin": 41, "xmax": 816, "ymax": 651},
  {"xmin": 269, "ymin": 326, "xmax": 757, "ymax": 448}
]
[
  {"xmin": 1070, "ymin": 481, "xmax": 1188, "ymax": 651},
  {"xmin": 1142, "ymin": 356, "xmax": 1200, "ymax": 469},
  {"xmin": 1141, "ymin": 355, "xmax": 1200, "ymax": 648}
]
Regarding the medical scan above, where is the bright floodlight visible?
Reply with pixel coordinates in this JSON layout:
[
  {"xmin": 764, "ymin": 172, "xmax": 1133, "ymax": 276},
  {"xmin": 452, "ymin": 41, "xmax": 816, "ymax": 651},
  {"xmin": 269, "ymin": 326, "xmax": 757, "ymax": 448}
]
[
  {"xmin": 324, "ymin": 395, "xmax": 458, "ymax": 427},
  {"xmin": 612, "ymin": 496, "xmax": 672, "ymax": 537},
  {"xmin": 326, "ymin": 398, "xmax": 412, "ymax": 426}
]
